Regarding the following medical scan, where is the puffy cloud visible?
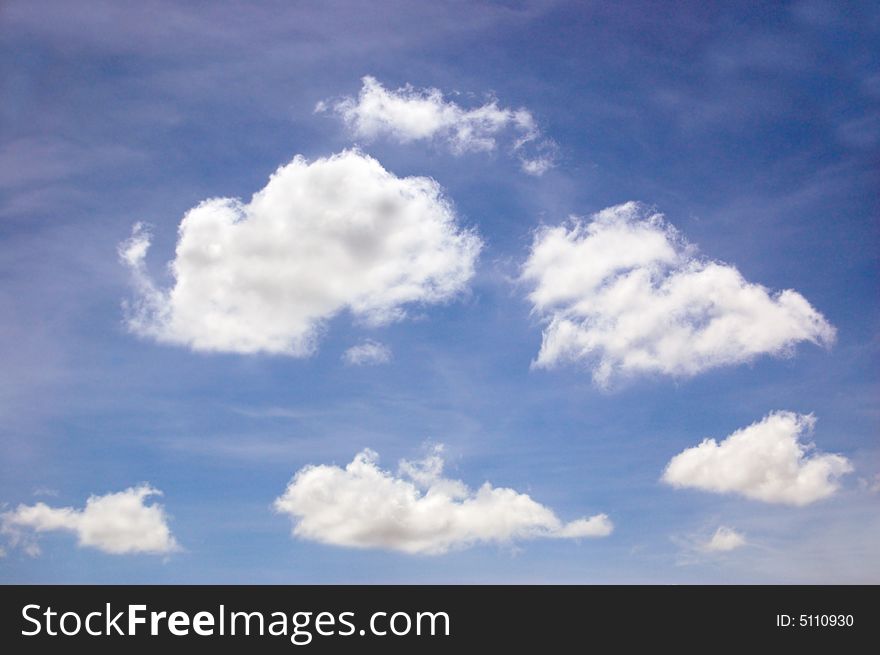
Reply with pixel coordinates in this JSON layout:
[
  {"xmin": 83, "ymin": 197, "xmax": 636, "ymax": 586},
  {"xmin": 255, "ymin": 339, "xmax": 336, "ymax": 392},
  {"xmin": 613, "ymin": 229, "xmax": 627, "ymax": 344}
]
[
  {"xmin": 662, "ymin": 411, "xmax": 852, "ymax": 506},
  {"xmin": 320, "ymin": 76, "xmax": 557, "ymax": 175},
  {"xmin": 703, "ymin": 526, "xmax": 746, "ymax": 552},
  {"xmin": 342, "ymin": 339, "xmax": 392, "ymax": 366},
  {"xmin": 121, "ymin": 150, "xmax": 481, "ymax": 356},
  {"xmin": 274, "ymin": 446, "xmax": 612, "ymax": 554},
  {"xmin": 522, "ymin": 202, "xmax": 836, "ymax": 386},
  {"xmin": 1, "ymin": 485, "xmax": 179, "ymax": 555}
]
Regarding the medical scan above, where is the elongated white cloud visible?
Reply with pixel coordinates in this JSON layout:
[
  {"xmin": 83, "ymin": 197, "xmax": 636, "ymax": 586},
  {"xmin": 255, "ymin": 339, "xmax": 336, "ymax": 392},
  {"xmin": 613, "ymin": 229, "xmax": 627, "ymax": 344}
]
[
  {"xmin": 662, "ymin": 411, "xmax": 852, "ymax": 506},
  {"xmin": 320, "ymin": 76, "xmax": 556, "ymax": 175},
  {"xmin": 1, "ymin": 485, "xmax": 179, "ymax": 555},
  {"xmin": 274, "ymin": 446, "xmax": 612, "ymax": 554},
  {"xmin": 522, "ymin": 202, "xmax": 836, "ymax": 386},
  {"xmin": 120, "ymin": 150, "xmax": 481, "ymax": 355},
  {"xmin": 703, "ymin": 526, "xmax": 746, "ymax": 552},
  {"xmin": 342, "ymin": 339, "xmax": 391, "ymax": 366}
]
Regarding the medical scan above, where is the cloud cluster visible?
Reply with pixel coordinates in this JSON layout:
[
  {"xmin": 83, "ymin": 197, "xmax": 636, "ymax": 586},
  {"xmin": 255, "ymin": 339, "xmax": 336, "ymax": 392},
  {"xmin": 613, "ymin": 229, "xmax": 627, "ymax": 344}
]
[
  {"xmin": 522, "ymin": 202, "xmax": 836, "ymax": 386},
  {"xmin": 121, "ymin": 150, "xmax": 481, "ymax": 356},
  {"xmin": 320, "ymin": 76, "xmax": 556, "ymax": 175},
  {"xmin": 274, "ymin": 446, "xmax": 612, "ymax": 554},
  {"xmin": 1, "ymin": 485, "xmax": 179, "ymax": 555},
  {"xmin": 342, "ymin": 339, "xmax": 392, "ymax": 366},
  {"xmin": 703, "ymin": 526, "xmax": 746, "ymax": 552},
  {"xmin": 662, "ymin": 411, "xmax": 852, "ymax": 506}
]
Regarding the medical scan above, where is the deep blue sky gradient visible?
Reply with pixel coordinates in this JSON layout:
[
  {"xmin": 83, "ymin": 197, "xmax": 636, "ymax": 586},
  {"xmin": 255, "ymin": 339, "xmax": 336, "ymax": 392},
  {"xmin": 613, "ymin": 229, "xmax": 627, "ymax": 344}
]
[{"xmin": 0, "ymin": 0, "xmax": 878, "ymax": 582}]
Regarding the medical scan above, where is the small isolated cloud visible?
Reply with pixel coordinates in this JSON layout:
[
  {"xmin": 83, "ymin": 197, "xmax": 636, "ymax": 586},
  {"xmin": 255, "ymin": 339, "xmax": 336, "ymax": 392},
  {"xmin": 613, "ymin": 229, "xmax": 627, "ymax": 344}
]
[
  {"xmin": 320, "ymin": 75, "xmax": 557, "ymax": 175},
  {"xmin": 858, "ymin": 474, "xmax": 880, "ymax": 494},
  {"xmin": 702, "ymin": 526, "xmax": 747, "ymax": 552},
  {"xmin": 673, "ymin": 525, "xmax": 748, "ymax": 563},
  {"xmin": 32, "ymin": 487, "xmax": 59, "ymax": 497},
  {"xmin": 274, "ymin": 446, "xmax": 612, "ymax": 554},
  {"xmin": 662, "ymin": 411, "xmax": 852, "ymax": 506},
  {"xmin": 522, "ymin": 202, "xmax": 836, "ymax": 386},
  {"xmin": 120, "ymin": 150, "xmax": 481, "ymax": 356},
  {"xmin": 1, "ymin": 485, "xmax": 179, "ymax": 555},
  {"xmin": 342, "ymin": 339, "xmax": 391, "ymax": 366}
]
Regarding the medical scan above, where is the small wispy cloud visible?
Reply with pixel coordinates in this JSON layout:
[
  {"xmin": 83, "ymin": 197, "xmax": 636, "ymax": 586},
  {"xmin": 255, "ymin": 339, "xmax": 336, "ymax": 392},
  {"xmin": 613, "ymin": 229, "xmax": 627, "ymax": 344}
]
[
  {"xmin": 702, "ymin": 526, "xmax": 747, "ymax": 552},
  {"xmin": 859, "ymin": 474, "xmax": 880, "ymax": 494},
  {"xmin": 673, "ymin": 524, "xmax": 749, "ymax": 565},
  {"xmin": 342, "ymin": 339, "xmax": 392, "ymax": 366},
  {"xmin": 319, "ymin": 76, "xmax": 557, "ymax": 175}
]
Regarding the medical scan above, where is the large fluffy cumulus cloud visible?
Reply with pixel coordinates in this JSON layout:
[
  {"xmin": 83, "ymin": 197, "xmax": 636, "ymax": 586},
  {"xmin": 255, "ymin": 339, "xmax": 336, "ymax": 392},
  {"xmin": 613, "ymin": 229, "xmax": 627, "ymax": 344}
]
[
  {"xmin": 522, "ymin": 202, "xmax": 836, "ymax": 386},
  {"xmin": 274, "ymin": 446, "xmax": 612, "ymax": 555},
  {"xmin": 320, "ymin": 76, "xmax": 557, "ymax": 175},
  {"xmin": 120, "ymin": 150, "xmax": 481, "ymax": 355},
  {"xmin": 1, "ymin": 485, "xmax": 179, "ymax": 555},
  {"xmin": 662, "ymin": 411, "xmax": 852, "ymax": 506}
]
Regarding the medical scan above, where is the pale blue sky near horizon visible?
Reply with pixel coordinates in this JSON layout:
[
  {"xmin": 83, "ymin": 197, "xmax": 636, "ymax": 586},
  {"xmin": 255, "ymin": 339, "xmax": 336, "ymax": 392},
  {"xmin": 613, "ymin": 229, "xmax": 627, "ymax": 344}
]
[{"xmin": 0, "ymin": 0, "xmax": 878, "ymax": 582}]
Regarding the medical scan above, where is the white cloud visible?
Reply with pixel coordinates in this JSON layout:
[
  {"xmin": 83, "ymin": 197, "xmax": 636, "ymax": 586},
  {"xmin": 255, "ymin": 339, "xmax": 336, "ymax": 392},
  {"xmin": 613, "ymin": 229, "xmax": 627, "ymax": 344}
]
[
  {"xmin": 662, "ymin": 411, "xmax": 852, "ymax": 506},
  {"xmin": 702, "ymin": 526, "xmax": 747, "ymax": 552},
  {"xmin": 342, "ymin": 339, "xmax": 392, "ymax": 366},
  {"xmin": 274, "ymin": 445, "xmax": 612, "ymax": 554},
  {"xmin": 121, "ymin": 150, "xmax": 481, "ymax": 356},
  {"xmin": 673, "ymin": 525, "xmax": 748, "ymax": 563},
  {"xmin": 321, "ymin": 75, "xmax": 556, "ymax": 175},
  {"xmin": 522, "ymin": 202, "xmax": 836, "ymax": 386},
  {"xmin": 1, "ymin": 485, "xmax": 179, "ymax": 555}
]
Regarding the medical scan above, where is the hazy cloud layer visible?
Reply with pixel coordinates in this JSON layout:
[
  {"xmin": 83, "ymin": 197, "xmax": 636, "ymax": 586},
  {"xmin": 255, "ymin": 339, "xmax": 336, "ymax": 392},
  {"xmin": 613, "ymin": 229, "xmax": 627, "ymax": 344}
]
[
  {"xmin": 121, "ymin": 150, "xmax": 481, "ymax": 356},
  {"xmin": 662, "ymin": 411, "xmax": 852, "ymax": 506},
  {"xmin": 320, "ymin": 76, "xmax": 557, "ymax": 175},
  {"xmin": 522, "ymin": 202, "xmax": 836, "ymax": 386},
  {"xmin": 1, "ymin": 485, "xmax": 179, "ymax": 555},
  {"xmin": 274, "ymin": 446, "xmax": 612, "ymax": 554}
]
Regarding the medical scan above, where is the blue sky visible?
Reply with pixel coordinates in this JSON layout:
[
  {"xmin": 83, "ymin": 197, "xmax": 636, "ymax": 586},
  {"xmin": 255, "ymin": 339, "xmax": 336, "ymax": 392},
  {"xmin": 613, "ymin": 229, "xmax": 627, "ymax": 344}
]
[{"xmin": 0, "ymin": 0, "xmax": 878, "ymax": 583}]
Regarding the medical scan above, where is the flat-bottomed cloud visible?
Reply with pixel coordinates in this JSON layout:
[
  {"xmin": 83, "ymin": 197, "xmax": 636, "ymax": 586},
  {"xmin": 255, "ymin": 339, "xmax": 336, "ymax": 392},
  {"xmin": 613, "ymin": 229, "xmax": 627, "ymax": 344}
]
[
  {"xmin": 522, "ymin": 202, "xmax": 836, "ymax": 386},
  {"xmin": 274, "ymin": 446, "xmax": 612, "ymax": 554},
  {"xmin": 342, "ymin": 339, "xmax": 392, "ymax": 366},
  {"xmin": 662, "ymin": 411, "xmax": 852, "ymax": 506},
  {"xmin": 1, "ymin": 485, "xmax": 179, "ymax": 555},
  {"xmin": 703, "ymin": 526, "xmax": 747, "ymax": 552},
  {"xmin": 121, "ymin": 150, "xmax": 481, "ymax": 356}
]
